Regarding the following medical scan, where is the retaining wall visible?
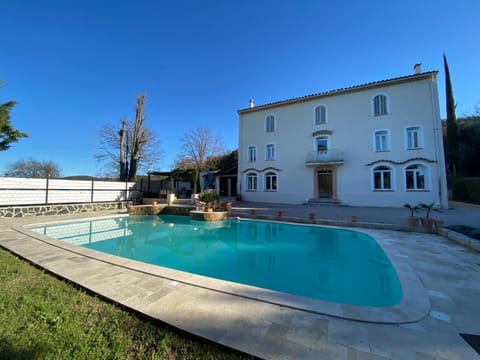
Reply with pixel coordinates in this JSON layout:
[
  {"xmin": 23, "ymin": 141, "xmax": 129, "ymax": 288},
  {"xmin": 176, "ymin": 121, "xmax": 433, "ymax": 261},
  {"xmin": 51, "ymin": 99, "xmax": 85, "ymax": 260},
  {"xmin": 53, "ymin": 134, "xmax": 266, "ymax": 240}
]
[{"xmin": 0, "ymin": 201, "xmax": 132, "ymax": 218}]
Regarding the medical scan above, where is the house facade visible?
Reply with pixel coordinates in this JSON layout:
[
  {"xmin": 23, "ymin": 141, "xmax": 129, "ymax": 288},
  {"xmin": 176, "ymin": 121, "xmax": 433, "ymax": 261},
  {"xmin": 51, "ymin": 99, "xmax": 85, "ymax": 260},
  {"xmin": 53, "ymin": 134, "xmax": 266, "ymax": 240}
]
[{"xmin": 237, "ymin": 70, "xmax": 448, "ymax": 208}]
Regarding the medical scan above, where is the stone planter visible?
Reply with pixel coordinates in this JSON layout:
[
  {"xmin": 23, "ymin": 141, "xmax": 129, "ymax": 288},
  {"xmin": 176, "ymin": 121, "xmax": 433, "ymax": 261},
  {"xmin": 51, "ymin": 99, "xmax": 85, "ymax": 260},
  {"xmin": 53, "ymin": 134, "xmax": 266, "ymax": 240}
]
[
  {"xmin": 167, "ymin": 193, "xmax": 176, "ymax": 204},
  {"xmin": 127, "ymin": 205, "xmax": 164, "ymax": 215},
  {"xmin": 189, "ymin": 210, "xmax": 229, "ymax": 221}
]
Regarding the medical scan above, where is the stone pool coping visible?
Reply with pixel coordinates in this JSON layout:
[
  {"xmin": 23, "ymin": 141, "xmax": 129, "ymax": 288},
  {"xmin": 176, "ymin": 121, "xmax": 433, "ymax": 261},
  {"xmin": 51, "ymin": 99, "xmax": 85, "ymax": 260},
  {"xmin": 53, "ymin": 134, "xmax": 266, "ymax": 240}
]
[{"xmin": 11, "ymin": 214, "xmax": 429, "ymax": 324}]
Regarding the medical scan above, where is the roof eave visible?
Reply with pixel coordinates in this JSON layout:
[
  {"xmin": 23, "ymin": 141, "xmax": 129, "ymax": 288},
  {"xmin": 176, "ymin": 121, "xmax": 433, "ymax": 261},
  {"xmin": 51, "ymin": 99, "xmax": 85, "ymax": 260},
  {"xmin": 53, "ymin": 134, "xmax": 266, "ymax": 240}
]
[{"xmin": 237, "ymin": 71, "xmax": 438, "ymax": 115}]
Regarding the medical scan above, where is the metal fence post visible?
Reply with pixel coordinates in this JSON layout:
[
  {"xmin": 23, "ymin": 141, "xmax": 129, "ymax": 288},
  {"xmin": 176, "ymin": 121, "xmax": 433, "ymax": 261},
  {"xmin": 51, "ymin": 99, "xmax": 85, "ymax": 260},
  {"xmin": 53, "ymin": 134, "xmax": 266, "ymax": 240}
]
[
  {"xmin": 45, "ymin": 176, "xmax": 49, "ymax": 204},
  {"xmin": 91, "ymin": 178, "xmax": 95, "ymax": 203}
]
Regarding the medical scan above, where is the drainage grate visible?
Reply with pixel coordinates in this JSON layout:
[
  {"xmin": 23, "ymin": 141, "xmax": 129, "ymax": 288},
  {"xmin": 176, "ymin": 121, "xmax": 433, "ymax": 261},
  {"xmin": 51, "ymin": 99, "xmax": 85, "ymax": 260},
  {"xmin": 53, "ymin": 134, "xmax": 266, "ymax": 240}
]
[{"xmin": 460, "ymin": 333, "xmax": 480, "ymax": 355}]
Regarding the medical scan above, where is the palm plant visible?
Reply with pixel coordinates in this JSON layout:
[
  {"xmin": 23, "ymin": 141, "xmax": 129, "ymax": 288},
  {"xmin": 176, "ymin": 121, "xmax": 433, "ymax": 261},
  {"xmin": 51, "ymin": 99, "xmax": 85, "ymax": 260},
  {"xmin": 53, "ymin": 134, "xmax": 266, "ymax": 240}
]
[
  {"xmin": 419, "ymin": 202, "xmax": 441, "ymax": 218},
  {"xmin": 403, "ymin": 203, "xmax": 419, "ymax": 217},
  {"xmin": 198, "ymin": 190, "xmax": 219, "ymax": 210}
]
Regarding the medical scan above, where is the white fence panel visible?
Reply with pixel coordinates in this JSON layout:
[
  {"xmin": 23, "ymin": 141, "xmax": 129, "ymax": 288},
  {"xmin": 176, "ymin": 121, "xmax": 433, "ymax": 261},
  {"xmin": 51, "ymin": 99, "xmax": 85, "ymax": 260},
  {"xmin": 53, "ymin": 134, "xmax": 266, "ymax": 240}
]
[{"xmin": 0, "ymin": 177, "xmax": 137, "ymax": 206}]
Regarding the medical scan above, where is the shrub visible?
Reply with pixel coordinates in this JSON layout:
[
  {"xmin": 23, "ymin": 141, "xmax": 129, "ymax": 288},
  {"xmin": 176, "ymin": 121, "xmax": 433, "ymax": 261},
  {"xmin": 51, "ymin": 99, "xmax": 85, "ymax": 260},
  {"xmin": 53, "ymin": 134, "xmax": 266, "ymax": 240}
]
[
  {"xmin": 198, "ymin": 190, "xmax": 219, "ymax": 208},
  {"xmin": 451, "ymin": 177, "xmax": 480, "ymax": 204}
]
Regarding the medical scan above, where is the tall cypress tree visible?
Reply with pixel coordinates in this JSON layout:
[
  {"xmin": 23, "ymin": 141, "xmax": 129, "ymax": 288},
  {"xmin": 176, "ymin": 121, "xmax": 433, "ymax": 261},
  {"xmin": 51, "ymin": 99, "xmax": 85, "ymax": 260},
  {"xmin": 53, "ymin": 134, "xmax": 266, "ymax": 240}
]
[{"xmin": 444, "ymin": 53, "xmax": 459, "ymax": 175}]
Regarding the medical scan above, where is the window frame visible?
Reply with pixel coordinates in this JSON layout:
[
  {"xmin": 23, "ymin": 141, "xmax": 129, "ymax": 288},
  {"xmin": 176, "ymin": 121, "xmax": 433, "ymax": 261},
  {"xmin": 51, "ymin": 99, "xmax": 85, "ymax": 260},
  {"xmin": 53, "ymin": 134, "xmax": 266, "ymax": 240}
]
[
  {"xmin": 246, "ymin": 172, "xmax": 258, "ymax": 191},
  {"xmin": 314, "ymin": 135, "xmax": 329, "ymax": 153},
  {"xmin": 313, "ymin": 104, "xmax": 327, "ymax": 125},
  {"xmin": 247, "ymin": 145, "xmax": 257, "ymax": 163},
  {"xmin": 372, "ymin": 165, "xmax": 395, "ymax": 191},
  {"xmin": 404, "ymin": 125, "xmax": 424, "ymax": 150},
  {"xmin": 264, "ymin": 171, "xmax": 278, "ymax": 192},
  {"xmin": 373, "ymin": 129, "xmax": 391, "ymax": 152},
  {"xmin": 404, "ymin": 163, "xmax": 430, "ymax": 191},
  {"xmin": 371, "ymin": 93, "xmax": 390, "ymax": 117},
  {"xmin": 265, "ymin": 114, "xmax": 276, "ymax": 133},
  {"xmin": 265, "ymin": 143, "xmax": 276, "ymax": 161}
]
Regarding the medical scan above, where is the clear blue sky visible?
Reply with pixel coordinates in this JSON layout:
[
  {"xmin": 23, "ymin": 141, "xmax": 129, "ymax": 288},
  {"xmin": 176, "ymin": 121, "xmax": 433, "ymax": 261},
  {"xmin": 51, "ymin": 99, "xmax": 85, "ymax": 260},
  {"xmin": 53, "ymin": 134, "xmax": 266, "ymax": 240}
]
[{"xmin": 1, "ymin": 0, "xmax": 479, "ymax": 176}]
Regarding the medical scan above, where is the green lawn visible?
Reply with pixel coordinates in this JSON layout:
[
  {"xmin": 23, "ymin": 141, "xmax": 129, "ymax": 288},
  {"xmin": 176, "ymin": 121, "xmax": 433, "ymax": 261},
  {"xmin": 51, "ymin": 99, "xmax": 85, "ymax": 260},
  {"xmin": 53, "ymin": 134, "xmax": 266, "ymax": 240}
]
[{"xmin": 0, "ymin": 248, "xmax": 252, "ymax": 360}]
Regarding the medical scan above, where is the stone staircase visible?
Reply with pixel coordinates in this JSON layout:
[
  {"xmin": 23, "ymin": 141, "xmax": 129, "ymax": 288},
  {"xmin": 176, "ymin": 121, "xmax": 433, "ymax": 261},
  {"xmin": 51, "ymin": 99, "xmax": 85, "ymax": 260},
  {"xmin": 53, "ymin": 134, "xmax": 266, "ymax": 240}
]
[{"xmin": 307, "ymin": 198, "xmax": 342, "ymax": 206}]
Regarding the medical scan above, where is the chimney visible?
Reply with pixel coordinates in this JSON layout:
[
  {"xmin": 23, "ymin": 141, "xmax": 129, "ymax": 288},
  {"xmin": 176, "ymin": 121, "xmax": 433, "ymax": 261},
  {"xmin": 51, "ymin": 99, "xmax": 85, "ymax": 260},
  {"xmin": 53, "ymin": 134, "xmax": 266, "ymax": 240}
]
[
  {"xmin": 249, "ymin": 99, "xmax": 254, "ymax": 108},
  {"xmin": 413, "ymin": 63, "xmax": 422, "ymax": 74}
]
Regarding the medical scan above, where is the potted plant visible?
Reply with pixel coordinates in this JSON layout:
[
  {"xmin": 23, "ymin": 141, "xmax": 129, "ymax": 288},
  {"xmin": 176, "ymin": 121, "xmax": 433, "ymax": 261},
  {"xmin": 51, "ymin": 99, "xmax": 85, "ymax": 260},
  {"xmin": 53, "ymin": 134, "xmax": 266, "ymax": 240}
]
[
  {"xmin": 198, "ymin": 190, "xmax": 219, "ymax": 212},
  {"xmin": 403, "ymin": 203, "xmax": 419, "ymax": 227},
  {"xmin": 419, "ymin": 202, "xmax": 441, "ymax": 229}
]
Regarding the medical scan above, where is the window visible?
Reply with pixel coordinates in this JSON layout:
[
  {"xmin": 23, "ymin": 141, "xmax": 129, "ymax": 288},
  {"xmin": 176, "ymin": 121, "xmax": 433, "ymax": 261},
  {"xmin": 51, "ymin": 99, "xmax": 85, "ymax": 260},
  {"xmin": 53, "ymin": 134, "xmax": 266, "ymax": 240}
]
[
  {"xmin": 315, "ymin": 136, "xmax": 328, "ymax": 153},
  {"xmin": 373, "ymin": 166, "xmax": 393, "ymax": 190},
  {"xmin": 247, "ymin": 146, "xmax": 257, "ymax": 162},
  {"xmin": 374, "ymin": 130, "xmax": 390, "ymax": 151},
  {"xmin": 264, "ymin": 172, "xmax": 277, "ymax": 191},
  {"xmin": 266, "ymin": 143, "xmax": 276, "ymax": 160},
  {"xmin": 405, "ymin": 164, "xmax": 427, "ymax": 190},
  {"xmin": 373, "ymin": 94, "xmax": 388, "ymax": 116},
  {"xmin": 266, "ymin": 115, "xmax": 275, "ymax": 132},
  {"xmin": 246, "ymin": 172, "xmax": 257, "ymax": 191},
  {"xmin": 314, "ymin": 105, "xmax": 327, "ymax": 125},
  {"xmin": 406, "ymin": 126, "xmax": 422, "ymax": 149}
]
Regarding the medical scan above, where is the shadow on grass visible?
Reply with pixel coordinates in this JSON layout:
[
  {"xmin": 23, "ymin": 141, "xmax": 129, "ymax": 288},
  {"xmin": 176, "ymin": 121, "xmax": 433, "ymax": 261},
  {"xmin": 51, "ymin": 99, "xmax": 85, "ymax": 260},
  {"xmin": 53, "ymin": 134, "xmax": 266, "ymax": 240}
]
[{"xmin": 0, "ymin": 339, "xmax": 51, "ymax": 360}]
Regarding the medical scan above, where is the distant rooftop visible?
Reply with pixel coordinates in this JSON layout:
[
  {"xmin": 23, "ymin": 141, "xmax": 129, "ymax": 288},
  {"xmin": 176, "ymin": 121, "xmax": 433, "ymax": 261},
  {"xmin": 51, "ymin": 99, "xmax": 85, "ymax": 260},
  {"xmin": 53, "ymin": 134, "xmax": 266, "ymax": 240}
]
[{"xmin": 238, "ymin": 71, "xmax": 438, "ymax": 114}]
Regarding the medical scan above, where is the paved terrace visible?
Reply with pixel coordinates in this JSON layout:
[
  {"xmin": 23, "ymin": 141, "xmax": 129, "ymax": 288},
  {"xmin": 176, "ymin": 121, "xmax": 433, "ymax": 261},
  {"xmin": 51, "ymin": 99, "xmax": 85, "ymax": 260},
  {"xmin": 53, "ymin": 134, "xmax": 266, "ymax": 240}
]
[
  {"xmin": 0, "ymin": 203, "xmax": 479, "ymax": 359},
  {"xmin": 229, "ymin": 200, "xmax": 480, "ymax": 229}
]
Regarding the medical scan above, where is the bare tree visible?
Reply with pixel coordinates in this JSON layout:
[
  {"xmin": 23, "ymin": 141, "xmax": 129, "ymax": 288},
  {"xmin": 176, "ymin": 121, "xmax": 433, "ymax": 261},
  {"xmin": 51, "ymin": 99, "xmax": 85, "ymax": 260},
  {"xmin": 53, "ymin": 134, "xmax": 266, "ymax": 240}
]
[
  {"xmin": 176, "ymin": 126, "xmax": 223, "ymax": 193},
  {"xmin": 6, "ymin": 158, "xmax": 61, "ymax": 178},
  {"xmin": 95, "ymin": 94, "xmax": 162, "ymax": 180}
]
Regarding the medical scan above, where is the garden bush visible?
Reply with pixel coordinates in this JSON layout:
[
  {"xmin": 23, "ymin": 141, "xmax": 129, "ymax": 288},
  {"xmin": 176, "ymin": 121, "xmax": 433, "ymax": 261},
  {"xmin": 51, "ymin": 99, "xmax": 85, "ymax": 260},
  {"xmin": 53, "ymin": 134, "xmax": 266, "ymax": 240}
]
[{"xmin": 450, "ymin": 177, "xmax": 480, "ymax": 205}]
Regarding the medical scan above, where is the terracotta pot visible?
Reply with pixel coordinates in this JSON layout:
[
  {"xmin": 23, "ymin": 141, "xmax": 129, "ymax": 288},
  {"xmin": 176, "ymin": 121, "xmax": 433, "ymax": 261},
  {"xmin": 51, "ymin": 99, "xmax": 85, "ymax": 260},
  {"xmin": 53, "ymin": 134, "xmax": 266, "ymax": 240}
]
[
  {"xmin": 406, "ymin": 216, "xmax": 419, "ymax": 227},
  {"xmin": 205, "ymin": 207, "xmax": 213, "ymax": 213},
  {"xmin": 421, "ymin": 217, "xmax": 434, "ymax": 228}
]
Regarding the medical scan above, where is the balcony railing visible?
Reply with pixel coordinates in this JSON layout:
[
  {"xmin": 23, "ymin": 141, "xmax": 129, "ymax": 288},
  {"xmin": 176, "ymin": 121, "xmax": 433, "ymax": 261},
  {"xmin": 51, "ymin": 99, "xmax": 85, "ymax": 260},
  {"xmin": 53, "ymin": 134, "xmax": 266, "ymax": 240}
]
[{"xmin": 305, "ymin": 149, "xmax": 344, "ymax": 165}]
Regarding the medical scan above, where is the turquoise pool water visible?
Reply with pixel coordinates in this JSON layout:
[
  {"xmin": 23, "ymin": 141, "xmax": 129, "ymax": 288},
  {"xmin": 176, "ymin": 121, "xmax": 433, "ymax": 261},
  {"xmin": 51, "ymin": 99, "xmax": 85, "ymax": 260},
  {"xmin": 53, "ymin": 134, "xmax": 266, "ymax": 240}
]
[{"xmin": 31, "ymin": 215, "xmax": 402, "ymax": 307}]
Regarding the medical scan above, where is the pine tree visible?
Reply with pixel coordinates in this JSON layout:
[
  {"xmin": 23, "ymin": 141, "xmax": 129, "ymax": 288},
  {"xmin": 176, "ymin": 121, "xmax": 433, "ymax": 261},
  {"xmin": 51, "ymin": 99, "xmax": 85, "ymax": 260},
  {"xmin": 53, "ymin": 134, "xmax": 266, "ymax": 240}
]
[
  {"xmin": 0, "ymin": 99, "xmax": 28, "ymax": 151},
  {"xmin": 444, "ymin": 54, "xmax": 459, "ymax": 175}
]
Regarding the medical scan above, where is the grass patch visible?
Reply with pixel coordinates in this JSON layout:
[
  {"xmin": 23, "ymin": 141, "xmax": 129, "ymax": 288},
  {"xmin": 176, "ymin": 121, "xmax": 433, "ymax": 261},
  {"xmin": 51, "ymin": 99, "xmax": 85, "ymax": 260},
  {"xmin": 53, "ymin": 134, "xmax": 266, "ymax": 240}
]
[{"xmin": 0, "ymin": 248, "xmax": 252, "ymax": 360}]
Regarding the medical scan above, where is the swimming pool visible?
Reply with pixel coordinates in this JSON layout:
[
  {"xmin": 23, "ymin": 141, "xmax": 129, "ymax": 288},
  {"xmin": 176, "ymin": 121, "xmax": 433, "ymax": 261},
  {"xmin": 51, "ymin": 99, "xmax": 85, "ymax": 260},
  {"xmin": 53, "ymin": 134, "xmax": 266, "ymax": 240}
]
[{"xmin": 30, "ymin": 215, "xmax": 402, "ymax": 307}]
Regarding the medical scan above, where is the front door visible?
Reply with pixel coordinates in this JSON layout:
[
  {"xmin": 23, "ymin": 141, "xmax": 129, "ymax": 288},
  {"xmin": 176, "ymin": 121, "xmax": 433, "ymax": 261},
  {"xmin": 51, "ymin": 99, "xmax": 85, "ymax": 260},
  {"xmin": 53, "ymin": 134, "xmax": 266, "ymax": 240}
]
[{"xmin": 317, "ymin": 169, "xmax": 333, "ymax": 198}]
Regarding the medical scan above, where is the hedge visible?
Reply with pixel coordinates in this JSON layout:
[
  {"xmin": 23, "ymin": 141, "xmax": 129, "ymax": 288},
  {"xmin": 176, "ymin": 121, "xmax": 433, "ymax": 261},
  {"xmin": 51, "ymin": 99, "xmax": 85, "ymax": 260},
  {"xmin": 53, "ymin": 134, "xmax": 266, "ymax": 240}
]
[{"xmin": 451, "ymin": 177, "xmax": 480, "ymax": 204}]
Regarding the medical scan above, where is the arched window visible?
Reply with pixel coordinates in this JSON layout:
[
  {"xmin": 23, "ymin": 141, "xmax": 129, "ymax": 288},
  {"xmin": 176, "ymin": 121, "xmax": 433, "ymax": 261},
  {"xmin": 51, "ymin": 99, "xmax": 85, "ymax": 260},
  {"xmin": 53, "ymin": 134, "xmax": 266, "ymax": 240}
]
[
  {"xmin": 313, "ymin": 105, "xmax": 327, "ymax": 125},
  {"xmin": 264, "ymin": 172, "xmax": 277, "ymax": 191},
  {"xmin": 405, "ymin": 164, "xmax": 428, "ymax": 190},
  {"xmin": 373, "ymin": 166, "xmax": 393, "ymax": 190},
  {"xmin": 372, "ymin": 94, "xmax": 389, "ymax": 116},
  {"xmin": 246, "ymin": 172, "xmax": 257, "ymax": 191},
  {"xmin": 265, "ymin": 115, "xmax": 275, "ymax": 132}
]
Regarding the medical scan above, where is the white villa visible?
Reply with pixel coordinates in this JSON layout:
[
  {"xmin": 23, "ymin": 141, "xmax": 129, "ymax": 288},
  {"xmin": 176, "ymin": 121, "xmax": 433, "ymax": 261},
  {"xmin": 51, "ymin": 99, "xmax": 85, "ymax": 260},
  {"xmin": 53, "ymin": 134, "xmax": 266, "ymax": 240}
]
[{"xmin": 237, "ymin": 66, "xmax": 448, "ymax": 208}]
